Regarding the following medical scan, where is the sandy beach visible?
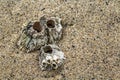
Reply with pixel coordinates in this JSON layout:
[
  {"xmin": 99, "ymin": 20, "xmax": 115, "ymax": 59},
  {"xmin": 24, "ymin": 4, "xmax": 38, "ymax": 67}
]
[{"xmin": 0, "ymin": 0, "xmax": 120, "ymax": 80}]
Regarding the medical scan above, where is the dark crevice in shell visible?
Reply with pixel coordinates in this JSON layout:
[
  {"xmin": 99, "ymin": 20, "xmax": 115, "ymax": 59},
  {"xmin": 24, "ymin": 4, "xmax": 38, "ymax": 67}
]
[
  {"xmin": 43, "ymin": 46, "xmax": 53, "ymax": 53},
  {"xmin": 47, "ymin": 20, "xmax": 55, "ymax": 28},
  {"xmin": 33, "ymin": 22, "xmax": 42, "ymax": 32}
]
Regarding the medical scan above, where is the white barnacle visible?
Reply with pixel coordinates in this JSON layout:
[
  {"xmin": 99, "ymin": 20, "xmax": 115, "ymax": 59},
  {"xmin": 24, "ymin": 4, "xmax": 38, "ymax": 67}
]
[
  {"xmin": 39, "ymin": 44, "xmax": 65, "ymax": 71},
  {"xmin": 52, "ymin": 62, "xmax": 58, "ymax": 70},
  {"xmin": 41, "ymin": 59, "xmax": 47, "ymax": 70}
]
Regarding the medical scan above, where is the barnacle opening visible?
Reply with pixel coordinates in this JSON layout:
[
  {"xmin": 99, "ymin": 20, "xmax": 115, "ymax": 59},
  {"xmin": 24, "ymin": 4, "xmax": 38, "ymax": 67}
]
[
  {"xmin": 33, "ymin": 22, "xmax": 42, "ymax": 32},
  {"xmin": 53, "ymin": 63, "xmax": 57, "ymax": 67},
  {"xmin": 46, "ymin": 64, "xmax": 51, "ymax": 69},
  {"xmin": 47, "ymin": 59, "xmax": 51, "ymax": 63},
  {"xmin": 42, "ymin": 62, "xmax": 47, "ymax": 66},
  {"xmin": 43, "ymin": 46, "xmax": 53, "ymax": 53},
  {"xmin": 52, "ymin": 63, "xmax": 58, "ymax": 69},
  {"xmin": 47, "ymin": 20, "xmax": 55, "ymax": 28}
]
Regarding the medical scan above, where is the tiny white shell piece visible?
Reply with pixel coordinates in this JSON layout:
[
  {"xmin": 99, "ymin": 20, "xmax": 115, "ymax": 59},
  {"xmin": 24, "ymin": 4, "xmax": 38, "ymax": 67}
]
[
  {"xmin": 53, "ymin": 55, "xmax": 59, "ymax": 61},
  {"xmin": 46, "ymin": 55, "xmax": 52, "ymax": 60}
]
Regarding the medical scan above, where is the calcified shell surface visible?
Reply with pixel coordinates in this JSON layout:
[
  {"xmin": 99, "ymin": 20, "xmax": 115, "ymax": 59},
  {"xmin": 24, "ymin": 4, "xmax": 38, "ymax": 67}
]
[
  {"xmin": 46, "ymin": 17, "xmax": 63, "ymax": 43},
  {"xmin": 39, "ymin": 44, "xmax": 65, "ymax": 70}
]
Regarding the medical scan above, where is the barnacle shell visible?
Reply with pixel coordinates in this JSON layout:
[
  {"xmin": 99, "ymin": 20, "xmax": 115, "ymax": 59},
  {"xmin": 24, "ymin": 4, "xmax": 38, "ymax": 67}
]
[
  {"xmin": 46, "ymin": 17, "xmax": 63, "ymax": 43},
  {"xmin": 17, "ymin": 16, "xmax": 48, "ymax": 52},
  {"xmin": 39, "ymin": 44, "xmax": 65, "ymax": 70},
  {"xmin": 17, "ymin": 16, "xmax": 63, "ymax": 52}
]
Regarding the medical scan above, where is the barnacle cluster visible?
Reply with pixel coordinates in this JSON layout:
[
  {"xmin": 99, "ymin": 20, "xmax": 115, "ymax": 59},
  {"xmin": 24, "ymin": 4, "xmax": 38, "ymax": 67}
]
[{"xmin": 17, "ymin": 15, "xmax": 65, "ymax": 70}]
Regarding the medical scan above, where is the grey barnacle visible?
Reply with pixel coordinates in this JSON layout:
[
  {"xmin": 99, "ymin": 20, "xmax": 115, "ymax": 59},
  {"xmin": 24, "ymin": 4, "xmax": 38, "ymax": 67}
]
[
  {"xmin": 17, "ymin": 16, "xmax": 48, "ymax": 52},
  {"xmin": 17, "ymin": 16, "xmax": 63, "ymax": 52},
  {"xmin": 46, "ymin": 17, "xmax": 63, "ymax": 44},
  {"xmin": 39, "ymin": 44, "xmax": 65, "ymax": 71}
]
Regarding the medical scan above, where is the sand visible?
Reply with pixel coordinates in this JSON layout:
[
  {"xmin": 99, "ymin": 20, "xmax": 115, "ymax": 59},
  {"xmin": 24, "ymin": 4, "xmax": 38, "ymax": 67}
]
[{"xmin": 0, "ymin": 0, "xmax": 120, "ymax": 80}]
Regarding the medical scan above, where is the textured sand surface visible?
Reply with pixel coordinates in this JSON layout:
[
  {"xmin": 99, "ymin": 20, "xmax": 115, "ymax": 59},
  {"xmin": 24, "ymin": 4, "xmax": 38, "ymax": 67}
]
[{"xmin": 0, "ymin": 0, "xmax": 120, "ymax": 80}]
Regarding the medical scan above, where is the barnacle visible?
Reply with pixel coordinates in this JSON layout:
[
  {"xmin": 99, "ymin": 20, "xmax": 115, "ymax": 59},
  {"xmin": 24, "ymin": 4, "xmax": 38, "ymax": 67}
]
[
  {"xmin": 46, "ymin": 17, "xmax": 63, "ymax": 43},
  {"xmin": 39, "ymin": 44, "xmax": 65, "ymax": 70},
  {"xmin": 17, "ymin": 16, "xmax": 48, "ymax": 52}
]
